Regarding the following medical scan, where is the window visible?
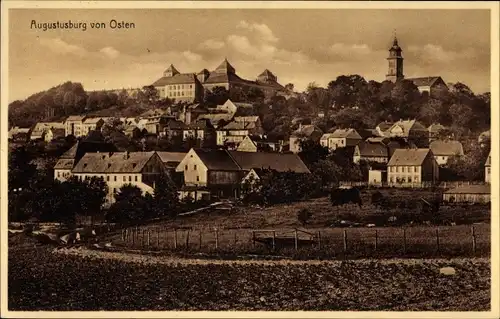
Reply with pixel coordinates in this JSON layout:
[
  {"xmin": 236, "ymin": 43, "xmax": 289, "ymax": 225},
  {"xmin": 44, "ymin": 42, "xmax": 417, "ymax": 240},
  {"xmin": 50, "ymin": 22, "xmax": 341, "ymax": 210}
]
[
  {"xmin": 123, "ymin": 176, "xmax": 126, "ymax": 182},
  {"xmin": 182, "ymin": 91, "xmax": 184, "ymax": 96},
  {"xmin": 190, "ymin": 85, "xmax": 193, "ymax": 89},
  {"xmin": 390, "ymin": 177, "xmax": 394, "ymax": 183},
  {"xmin": 196, "ymin": 176, "xmax": 199, "ymax": 182},
  {"xmin": 408, "ymin": 177, "xmax": 412, "ymax": 183},
  {"xmin": 114, "ymin": 176, "xmax": 117, "ymax": 182},
  {"xmin": 57, "ymin": 172, "xmax": 60, "ymax": 178},
  {"xmin": 129, "ymin": 176, "xmax": 132, "ymax": 182},
  {"xmin": 414, "ymin": 176, "xmax": 419, "ymax": 183},
  {"xmin": 185, "ymin": 165, "xmax": 188, "ymax": 171},
  {"xmin": 487, "ymin": 168, "xmax": 491, "ymax": 174},
  {"xmin": 194, "ymin": 164, "xmax": 197, "ymax": 170},
  {"xmin": 135, "ymin": 176, "xmax": 138, "ymax": 182},
  {"xmin": 402, "ymin": 167, "xmax": 405, "ymax": 173},
  {"xmin": 408, "ymin": 166, "xmax": 413, "ymax": 173},
  {"xmin": 396, "ymin": 167, "xmax": 399, "ymax": 173},
  {"xmin": 107, "ymin": 176, "xmax": 110, "ymax": 181},
  {"xmin": 415, "ymin": 167, "xmax": 420, "ymax": 173}
]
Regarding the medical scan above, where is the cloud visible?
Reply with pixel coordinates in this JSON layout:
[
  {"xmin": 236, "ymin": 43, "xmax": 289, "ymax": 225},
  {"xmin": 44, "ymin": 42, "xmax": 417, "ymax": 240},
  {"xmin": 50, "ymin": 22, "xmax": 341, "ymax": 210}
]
[
  {"xmin": 198, "ymin": 39, "xmax": 225, "ymax": 50},
  {"xmin": 100, "ymin": 46, "xmax": 120, "ymax": 59},
  {"xmin": 237, "ymin": 20, "xmax": 279, "ymax": 43},
  {"xmin": 38, "ymin": 38, "xmax": 87, "ymax": 56},
  {"xmin": 329, "ymin": 43, "xmax": 373, "ymax": 55},
  {"xmin": 407, "ymin": 44, "xmax": 476, "ymax": 62}
]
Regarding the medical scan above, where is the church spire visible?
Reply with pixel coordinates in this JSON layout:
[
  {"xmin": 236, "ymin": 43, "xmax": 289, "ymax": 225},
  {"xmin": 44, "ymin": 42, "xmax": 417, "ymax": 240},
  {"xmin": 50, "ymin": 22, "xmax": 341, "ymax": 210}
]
[{"xmin": 386, "ymin": 33, "xmax": 404, "ymax": 82}]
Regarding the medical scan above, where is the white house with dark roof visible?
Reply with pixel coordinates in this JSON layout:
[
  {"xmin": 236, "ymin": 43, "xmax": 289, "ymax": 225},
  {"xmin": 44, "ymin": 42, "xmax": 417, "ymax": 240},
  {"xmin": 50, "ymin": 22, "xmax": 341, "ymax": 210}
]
[
  {"xmin": 386, "ymin": 119, "xmax": 427, "ymax": 139},
  {"xmin": 152, "ymin": 64, "xmax": 204, "ymax": 103},
  {"xmin": 405, "ymin": 76, "xmax": 448, "ymax": 94},
  {"xmin": 387, "ymin": 148, "xmax": 439, "ymax": 186},
  {"xmin": 429, "ymin": 140, "xmax": 464, "ymax": 165},
  {"xmin": 30, "ymin": 122, "xmax": 65, "ymax": 140},
  {"xmin": 65, "ymin": 115, "xmax": 86, "ymax": 137},
  {"xmin": 71, "ymin": 151, "xmax": 167, "ymax": 204},
  {"xmin": 443, "ymin": 184, "xmax": 490, "ymax": 204},
  {"xmin": 485, "ymin": 151, "xmax": 491, "ymax": 183},
  {"xmin": 322, "ymin": 129, "xmax": 363, "ymax": 151},
  {"xmin": 353, "ymin": 141, "xmax": 389, "ymax": 164}
]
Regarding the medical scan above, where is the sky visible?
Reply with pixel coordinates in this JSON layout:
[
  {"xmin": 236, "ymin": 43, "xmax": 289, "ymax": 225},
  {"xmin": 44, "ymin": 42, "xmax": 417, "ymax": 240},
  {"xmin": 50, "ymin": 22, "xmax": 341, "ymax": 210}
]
[{"xmin": 8, "ymin": 8, "xmax": 491, "ymax": 102}]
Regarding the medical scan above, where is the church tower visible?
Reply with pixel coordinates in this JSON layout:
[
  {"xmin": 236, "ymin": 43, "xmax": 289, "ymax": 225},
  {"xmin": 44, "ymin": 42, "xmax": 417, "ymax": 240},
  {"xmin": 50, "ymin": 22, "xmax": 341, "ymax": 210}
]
[{"xmin": 386, "ymin": 35, "xmax": 404, "ymax": 82}]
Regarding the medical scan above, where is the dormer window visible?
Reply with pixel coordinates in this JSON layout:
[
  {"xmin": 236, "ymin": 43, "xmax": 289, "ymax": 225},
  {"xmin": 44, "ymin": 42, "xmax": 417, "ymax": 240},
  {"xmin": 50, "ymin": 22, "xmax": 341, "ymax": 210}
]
[{"xmin": 83, "ymin": 163, "xmax": 87, "ymax": 168}]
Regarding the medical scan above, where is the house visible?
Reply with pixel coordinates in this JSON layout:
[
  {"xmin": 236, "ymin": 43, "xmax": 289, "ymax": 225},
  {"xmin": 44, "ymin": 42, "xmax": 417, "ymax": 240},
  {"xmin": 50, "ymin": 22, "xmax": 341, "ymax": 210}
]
[
  {"xmin": 429, "ymin": 140, "xmax": 464, "ymax": 165},
  {"xmin": 151, "ymin": 64, "xmax": 204, "ymax": 103},
  {"xmin": 8, "ymin": 127, "xmax": 30, "ymax": 141},
  {"xmin": 428, "ymin": 123, "xmax": 447, "ymax": 141},
  {"xmin": 485, "ymin": 151, "xmax": 491, "ymax": 183},
  {"xmin": 443, "ymin": 185, "xmax": 490, "ymax": 204},
  {"xmin": 82, "ymin": 117, "xmax": 106, "ymax": 135},
  {"xmin": 375, "ymin": 121, "xmax": 393, "ymax": 136},
  {"xmin": 124, "ymin": 126, "xmax": 141, "ymax": 138},
  {"xmin": 289, "ymin": 124, "xmax": 323, "ymax": 153},
  {"xmin": 353, "ymin": 141, "xmax": 389, "ymax": 164},
  {"xmin": 156, "ymin": 151, "xmax": 187, "ymax": 186},
  {"xmin": 213, "ymin": 99, "xmax": 253, "ymax": 115},
  {"xmin": 182, "ymin": 118, "xmax": 216, "ymax": 145},
  {"xmin": 30, "ymin": 122, "xmax": 65, "ymax": 140},
  {"xmin": 387, "ymin": 148, "xmax": 439, "ymax": 186},
  {"xmin": 386, "ymin": 119, "xmax": 427, "ymax": 139},
  {"xmin": 175, "ymin": 148, "xmax": 242, "ymax": 200},
  {"xmin": 43, "ymin": 127, "xmax": 66, "ymax": 143},
  {"xmin": 216, "ymin": 116, "xmax": 263, "ymax": 146},
  {"xmin": 175, "ymin": 148, "xmax": 309, "ymax": 200},
  {"xmin": 368, "ymin": 169, "xmax": 387, "ymax": 185},
  {"xmin": 65, "ymin": 115, "xmax": 86, "ymax": 137},
  {"xmin": 72, "ymin": 151, "xmax": 168, "ymax": 204},
  {"xmin": 405, "ymin": 76, "xmax": 449, "ymax": 94},
  {"xmin": 321, "ymin": 129, "xmax": 362, "ymax": 151},
  {"xmin": 196, "ymin": 113, "xmax": 235, "ymax": 129},
  {"xmin": 53, "ymin": 138, "xmax": 117, "ymax": 182},
  {"xmin": 236, "ymin": 135, "xmax": 283, "ymax": 153}
]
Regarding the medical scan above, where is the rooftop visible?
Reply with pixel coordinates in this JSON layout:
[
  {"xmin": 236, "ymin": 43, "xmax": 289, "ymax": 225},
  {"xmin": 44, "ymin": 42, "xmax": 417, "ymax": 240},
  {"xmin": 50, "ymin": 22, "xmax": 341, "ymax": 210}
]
[{"xmin": 387, "ymin": 148, "xmax": 432, "ymax": 166}]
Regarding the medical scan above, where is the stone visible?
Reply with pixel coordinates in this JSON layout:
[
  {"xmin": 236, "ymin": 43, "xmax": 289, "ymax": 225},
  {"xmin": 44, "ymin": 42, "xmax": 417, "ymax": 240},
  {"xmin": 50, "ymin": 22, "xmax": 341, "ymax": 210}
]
[{"xmin": 440, "ymin": 267, "xmax": 456, "ymax": 275}]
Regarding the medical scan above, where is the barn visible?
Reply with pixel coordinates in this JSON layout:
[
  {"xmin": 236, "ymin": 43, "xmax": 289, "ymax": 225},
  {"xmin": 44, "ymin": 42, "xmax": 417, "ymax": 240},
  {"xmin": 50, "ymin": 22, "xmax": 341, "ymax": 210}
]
[{"xmin": 443, "ymin": 184, "xmax": 491, "ymax": 204}]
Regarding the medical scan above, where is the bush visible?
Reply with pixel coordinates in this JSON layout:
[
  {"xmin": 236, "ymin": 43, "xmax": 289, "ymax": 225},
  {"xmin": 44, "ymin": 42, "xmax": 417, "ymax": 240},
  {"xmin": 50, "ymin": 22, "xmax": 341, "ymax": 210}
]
[{"xmin": 297, "ymin": 208, "xmax": 312, "ymax": 226}]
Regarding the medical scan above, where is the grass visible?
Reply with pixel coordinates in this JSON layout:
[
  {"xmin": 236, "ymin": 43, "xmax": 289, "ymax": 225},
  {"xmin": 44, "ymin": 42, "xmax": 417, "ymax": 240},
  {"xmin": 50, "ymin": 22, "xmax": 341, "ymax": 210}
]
[{"xmin": 8, "ymin": 243, "xmax": 491, "ymax": 311}]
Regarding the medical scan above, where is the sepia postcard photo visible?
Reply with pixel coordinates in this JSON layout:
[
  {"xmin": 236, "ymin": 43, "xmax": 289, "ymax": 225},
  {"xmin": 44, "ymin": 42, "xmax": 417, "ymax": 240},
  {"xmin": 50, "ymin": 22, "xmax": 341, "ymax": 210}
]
[{"xmin": 1, "ymin": 1, "xmax": 499, "ymax": 318}]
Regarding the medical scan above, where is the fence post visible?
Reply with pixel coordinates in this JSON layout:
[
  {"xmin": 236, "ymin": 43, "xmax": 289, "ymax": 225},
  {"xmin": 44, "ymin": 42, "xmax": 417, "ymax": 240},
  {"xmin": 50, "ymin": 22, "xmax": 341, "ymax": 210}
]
[
  {"xmin": 121, "ymin": 229, "xmax": 125, "ymax": 241},
  {"xmin": 471, "ymin": 225, "xmax": 476, "ymax": 254},
  {"xmin": 142, "ymin": 229, "xmax": 145, "ymax": 248},
  {"xmin": 317, "ymin": 231, "xmax": 322, "ymax": 250},
  {"xmin": 234, "ymin": 231, "xmax": 237, "ymax": 246},
  {"xmin": 252, "ymin": 231, "xmax": 256, "ymax": 248},
  {"xmin": 294, "ymin": 229, "xmax": 298, "ymax": 251},
  {"xmin": 343, "ymin": 229, "xmax": 347, "ymax": 254},
  {"xmin": 147, "ymin": 230, "xmax": 151, "ymax": 248},
  {"xmin": 186, "ymin": 229, "xmax": 190, "ymax": 250},
  {"xmin": 272, "ymin": 231, "xmax": 276, "ymax": 251},
  {"xmin": 215, "ymin": 228, "xmax": 219, "ymax": 250},
  {"xmin": 157, "ymin": 228, "xmax": 160, "ymax": 249},
  {"xmin": 403, "ymin": 228, "xmax": 407, "ymax": 254},
  {"xmin": 199, "ymin": 229, "xmax": 203, "ymax": 250},
  {"xmin": 174, "ymin": 229, "xmax": 178, "ymax": 249},
  {"xmin": 374, "ymin": 229, "xmax": 378, "ymax": 251},
  {"xmin": 132, "ymin": 228, "xmax": 135, "ymax": 246},
  {"xmin": 436, "ymin": 228, "xmax": 440, "ymax": 252}
]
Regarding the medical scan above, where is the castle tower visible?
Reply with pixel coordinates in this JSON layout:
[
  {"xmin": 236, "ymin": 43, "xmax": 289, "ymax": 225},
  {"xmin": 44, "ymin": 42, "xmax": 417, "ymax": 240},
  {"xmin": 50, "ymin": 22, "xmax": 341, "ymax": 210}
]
[
  {"xmin": 386, "ymin": 35, "xmax": 404, "ymax": 82},
  {"xmin": 163, "ymin": 64, "xmax": 180, "ymax": 77}
]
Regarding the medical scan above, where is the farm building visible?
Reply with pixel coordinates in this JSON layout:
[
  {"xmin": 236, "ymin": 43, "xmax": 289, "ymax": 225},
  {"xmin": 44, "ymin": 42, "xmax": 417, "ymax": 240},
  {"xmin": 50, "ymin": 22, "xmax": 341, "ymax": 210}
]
[
  {"xmin": 443, "ymin": 184, "xmax": 491, "ymax": 204},
  {"xmin": 429, "ymin": 140, "xmax": 464, "ymax": 165},
  {"xmin": 387, "ymin": 148, "xmax": 439, "ymax": 186},
  {"xmin": 320, "ymin": 128, "xmax": 362, "ymax": 151},
  {"xmin": 175, "ymin": 148, "xmax": 310, "ymax": 200},
  {"xmin": 353, "ymin": 141, "xmax": 389, "ymax": 164}
]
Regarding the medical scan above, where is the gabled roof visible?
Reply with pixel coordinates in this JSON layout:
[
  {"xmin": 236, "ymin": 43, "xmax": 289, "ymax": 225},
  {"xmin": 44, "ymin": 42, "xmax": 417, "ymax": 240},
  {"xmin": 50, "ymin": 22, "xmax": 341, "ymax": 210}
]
[
  {"xmin": 387, "ymin": 149, "xmax": 432, "ymax": 166},
  {"xmin": 83, "ymin": 117, "xmax": 104, "ymax": 124},
  {"xmin": 320, "ymin": 133, "xmax": 334, "ymax": 141},
  {"xmin": 366, "ymin": 137, "xmax": 390, "ymax": 144},
  {"xmin": 152, "ymin": 73, "xmax": 199, "ymax": 86},
  {"xmin": 444, "ymin": 184, "xmax": 490, "ymax": 195},
  {"xmin": 388, "ymin": 119, "xmax": 427, "ymax": 135},
  {"xmin": 234, "ymin": 116, "xmax": 259, "ymax": 123},
  {"xmin": 258, "ymin": 69, "xmax": 276, "ymax": 78},
  {"xmin": 406, "ymin": 76, "xmax": 443, "ymax": 87},
  {"xmin": 54, "ymin": 158, "xmax": 75, "ymax": 170},
  {"xmin": 331, "ymin": 128, "xmax": 362, "ymax": 139},
  {"xmin": 192, "ymin": 148, "xmax": 240, "ymax": 171},
  {"xmin": 66, "ymin": 115, "xmax": 86, "ymax": 122},
  {"xmin": 485, "ymin": 151, "xmax": 491, "ymax": 166},
  {"xmin": 228, "ymin": 151, "xmax": 310, "ymax": 173},
  {"xmin": 164, "ymin": 64, "xmax": 180, "ymax": 75},
  {"xmin": 291, "ymin": 125, "xmax": 323, "ymax": 138},
  {"xmin": 72, "ymin": 152, "xmax": 156, "ymax": 173},
  {"xmin": 429, "ymin": 140, "xmax": 464, "ymax": 156},
  {"xmin": 356, "ymin": 141, "xmax": 389, "ymax": 157},
  {"xmin": 214, "ymin": 58, "xmax": 236, "ymax": 74},
  {"xmin": 156, "ymin": 152, "xmax": 186, "ymax": 168},
  {"xmin": 197, "ymin": 113, "xmax": 234, "ymax": 126}
]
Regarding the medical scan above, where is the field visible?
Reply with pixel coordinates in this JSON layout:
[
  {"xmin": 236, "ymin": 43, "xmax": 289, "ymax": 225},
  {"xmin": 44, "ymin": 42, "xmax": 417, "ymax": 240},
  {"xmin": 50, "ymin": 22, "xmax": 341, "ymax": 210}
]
[{"xmin": 8, "ymin": 241, "xmax": 491, "ymax": 311}]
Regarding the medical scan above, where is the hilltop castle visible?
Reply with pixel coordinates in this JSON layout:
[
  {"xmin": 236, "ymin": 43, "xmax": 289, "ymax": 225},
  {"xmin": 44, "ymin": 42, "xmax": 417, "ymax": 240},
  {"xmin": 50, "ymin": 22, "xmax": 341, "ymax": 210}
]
[{"xmin": 152, "ymin": 59, "xmax": 285, "ymax": 103}]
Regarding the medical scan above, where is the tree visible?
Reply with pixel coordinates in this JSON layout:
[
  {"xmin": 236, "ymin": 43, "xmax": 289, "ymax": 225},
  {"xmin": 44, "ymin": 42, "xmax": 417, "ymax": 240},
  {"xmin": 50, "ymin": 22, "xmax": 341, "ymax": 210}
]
[
  {"xmin": 140, "ymin": 85, "xmax": 160, "ymax": 105},
  {"xmin": 298, "ymin": 139, "xmax": 329, "ymax": 167},
  {"xmin": 204, "ymin": 86, "xmax": 229, "ymax": 106},
  {"xmin": 297, "ymin": 208, "xmax": 312, "ymax": 226},
  {"xmin": 106, "ymin": 184, "xmax": 151, "ymax": 224},
  {"xmin": 8, "ymin": 146, "xmax": 37, "ymax": 191},
  {"xmin": 153, "ymin": 173, "xmax": 180, "ymax": 219}
]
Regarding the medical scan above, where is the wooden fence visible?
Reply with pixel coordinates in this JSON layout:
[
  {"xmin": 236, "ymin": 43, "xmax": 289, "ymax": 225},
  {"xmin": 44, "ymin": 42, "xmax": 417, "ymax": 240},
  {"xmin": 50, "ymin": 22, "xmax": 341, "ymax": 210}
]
[
  {"xmin": 339, "ymin": 181, "xmax": 487, "ymax": 189},
  {"xmin": 115, "ymin": 224, "xmax": 490, "ymax": 258}
]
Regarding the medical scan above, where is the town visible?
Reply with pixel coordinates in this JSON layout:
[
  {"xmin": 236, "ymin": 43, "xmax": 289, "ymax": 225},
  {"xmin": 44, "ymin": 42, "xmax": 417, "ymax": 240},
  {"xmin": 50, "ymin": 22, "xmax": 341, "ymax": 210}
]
[{"xmin": 8, "ymin": 33, "xmax": 493, "ymax": 312}]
